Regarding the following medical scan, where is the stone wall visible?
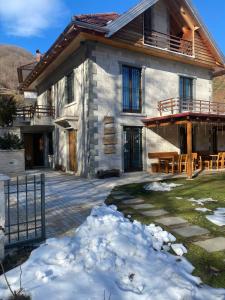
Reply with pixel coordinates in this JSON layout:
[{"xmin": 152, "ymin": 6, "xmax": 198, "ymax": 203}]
[{"xmin": 0, "ymin": 150, "xmax": 25, "ymax": 176}]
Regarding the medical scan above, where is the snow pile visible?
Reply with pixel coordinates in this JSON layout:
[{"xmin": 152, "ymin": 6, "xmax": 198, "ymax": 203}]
[
  {"xmin": 144, "ymin": 182, "xmax": 183, "ymax": 192},
  {"xmin": 206, "ymin": 208, "xmax": 225, "ymax": 226},
  {"xmin": 171, "ymin": 244, "xmax": 187, "ymax": 257},
  {"xmin": 195, "ymin": 207, "xmax": 211, "ymax": 213},
  {"xmin": 0, "ymin": 205, "xmax": 225, "ymax": 300},
  {"xmin": 188, "ymin": 197, "xmax": 217, "ymax": 206}
]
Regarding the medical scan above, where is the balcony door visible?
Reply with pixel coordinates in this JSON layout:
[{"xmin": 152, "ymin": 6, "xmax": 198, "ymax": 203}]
[
  {"xmin": 68, "ymin": 129, "xmax": 77, "ymax": 172},
  {"xmin": 123, "ymin": 127, "xmax": 143, "ymax": 172},
  {"xmin": 179, "ymin": 76, "xmax": 193, "ymax": 112}
]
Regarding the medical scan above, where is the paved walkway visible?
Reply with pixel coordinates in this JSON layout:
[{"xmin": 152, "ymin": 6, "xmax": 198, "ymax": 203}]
[{"xmin": 24, "ymin": 170, "xmax": 173, "ymax": 238}]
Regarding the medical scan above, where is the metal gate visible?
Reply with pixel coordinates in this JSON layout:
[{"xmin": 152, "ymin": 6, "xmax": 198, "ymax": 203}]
[{"xmin": 4, "ymin": 174, "xmax": 46, "ymax": 248}]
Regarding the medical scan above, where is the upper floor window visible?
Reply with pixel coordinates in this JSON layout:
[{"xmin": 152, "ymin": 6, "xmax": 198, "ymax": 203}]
[
  {"xmin": 47, "ymin": 87, "xmax": 53, "ymax": 107},
  {"xmin": 179, "ymin": 76, "xmax": 193, "ymax": 101},
  {"xmin": 65, "ymin": 72, "xmax": 74, "ymax": 104},
  {"xmin": 122, "ymin": 65, "xmax": 142, "ymax": 113}
]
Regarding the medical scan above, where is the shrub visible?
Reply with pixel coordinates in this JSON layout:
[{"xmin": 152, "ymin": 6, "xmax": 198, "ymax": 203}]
[
  {"xmin": 0, "ymin": 94, "xmax": 17, "ymax": 127},
  {"xmin": 0, "ymin": 133, "xmax": 23, "ymax": 150}
]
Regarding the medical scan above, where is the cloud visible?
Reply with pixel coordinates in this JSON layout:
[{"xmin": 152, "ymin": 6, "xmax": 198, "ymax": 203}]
[{"xmin": 0, "ymin": 0, "xmax": 68, "ymax": 37}]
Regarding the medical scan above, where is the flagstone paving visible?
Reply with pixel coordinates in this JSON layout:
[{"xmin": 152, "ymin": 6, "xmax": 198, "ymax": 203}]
[
  {"xmin": 140, "ymin": 209, "xmax": 168, "ymax": 217},
  {"xmin": 113, "ymin": 194, "xmax": 134, "ymax": 200},
  {"xmin": 194, "ymin": 237, "xmax": 225, "ymax": 253},
  {"xmin": 131, "ymin": 204, "xmax": 155, "ymax": 210},
  {"xmin": 122, "ymin": 199, "xmax": 145, "ymax": 205},
  {"xmin": 156, "ymin": 216, "xmax": 188, "ymax": 227},
  {"xmin": 173, "ymin": 225, "xmax": 209, "ymax": 238}
]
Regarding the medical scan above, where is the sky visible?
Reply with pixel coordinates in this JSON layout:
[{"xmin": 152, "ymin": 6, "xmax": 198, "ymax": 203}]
[{"xmin": 0, "ymin": 0, "xmax": 225, "ymax": 56}]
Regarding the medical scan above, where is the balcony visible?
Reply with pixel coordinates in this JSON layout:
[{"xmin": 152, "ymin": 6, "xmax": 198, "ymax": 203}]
[
  {"xmin": 15, "ymin": 105, "xmax": 55, "ymax": 125},
  {"xmin": 144, "ymin": 30, "xmax": 193, "ymax": 56},
  {"xmin": 158, "ymin": 98, "xmax": 225, "ymax": 116}
]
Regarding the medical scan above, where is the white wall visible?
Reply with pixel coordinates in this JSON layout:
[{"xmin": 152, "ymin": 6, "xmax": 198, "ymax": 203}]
[{"xmin": 92, "ymin": 44, "xmax": 212, "ymax": 174}]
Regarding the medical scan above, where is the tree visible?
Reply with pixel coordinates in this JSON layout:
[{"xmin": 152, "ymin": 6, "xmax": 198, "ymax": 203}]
[
  {"xmin": 0, "ymin": 94, "xmax": 17, "ymax": 127},
  {"xmin": 0, "ymin": 133, "xmax": 23, "ymax": 150}
]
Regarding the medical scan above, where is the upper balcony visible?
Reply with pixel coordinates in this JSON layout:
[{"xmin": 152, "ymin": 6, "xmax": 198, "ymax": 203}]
[
  {"xmin": 15, "ymin": 105, "xmax": 55, "ymax": 126},
  {"xmin": 144, "ymin": 30, "xmax": 193, "ymax": 57},
  {"xmin": 158, "ymin": 98, "xmax": 225, "ymax": 117}
]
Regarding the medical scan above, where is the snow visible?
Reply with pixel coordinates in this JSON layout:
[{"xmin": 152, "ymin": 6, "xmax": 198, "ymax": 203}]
[
  {"xmin": 171, "ymin": 244, "xmax": 188, "ymax": 257},
  {"xmin": 206, "ymin": 208, "xmax": 225, "ymax": 226},
  {"xmin": 188, "ymin": 198, "xmax": 217, "ymax": 206},
  {"xmin": 144, "ymin": 182, "xmax": 183, "ymax": 192},
  {"xmin": 0, "ymin": 205, "xmax": 224, "ymax": 300},
  {"xmin": 195, "ymin": 207, "xmax": 211, "ymax": 212}
]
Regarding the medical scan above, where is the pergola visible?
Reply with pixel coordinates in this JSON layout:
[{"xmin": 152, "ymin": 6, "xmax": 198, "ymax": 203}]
[{"xmin": 142, "ymin": 112, "xmax": 225, "ymax": 179}]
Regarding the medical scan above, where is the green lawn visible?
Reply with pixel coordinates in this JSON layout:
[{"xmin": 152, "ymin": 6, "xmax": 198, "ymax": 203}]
[{"xmin": 105, "ymin": 173, "xmax": 225, "ymax": 288}]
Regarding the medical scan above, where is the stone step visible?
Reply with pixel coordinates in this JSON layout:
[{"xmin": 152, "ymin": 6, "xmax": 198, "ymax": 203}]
[
  {"xmin": 173, "ymin": 225, "xmax": 209, "ymax": 238},
  {"xmin": 122, "ymin": 198, "xmax": 145, "ymax": 205},
  {"xmin": 156, "ymin": 216, "xmax": 188, "ymax": 227},
  {"xmin": 130, "ymin": 204, "xmax": 155, "ymax": 210},
  {"xmin": 140, "ymin": 209, "xmax": 168, "ymax": 217},
  {"xmin": 194, "ymin": 237, "xmax": 225, "ymax": 253}
]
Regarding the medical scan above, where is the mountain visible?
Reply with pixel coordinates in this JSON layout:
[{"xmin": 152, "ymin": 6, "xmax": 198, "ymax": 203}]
[{"xmin": 0, "ymin": 45, "xmax": 34, "ymax": 91}]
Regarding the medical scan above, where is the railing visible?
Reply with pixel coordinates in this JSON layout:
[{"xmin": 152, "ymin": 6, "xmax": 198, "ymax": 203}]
[
  {"xmin": 16, "ymin": 105, "xmax": 55, "ymax": 120},
  {"xmin": 158, "ymin": 98, "xmax": 225, "ymax": 116},
  {"xmin": 144, "ymin": 30, "xmax": 193, "ymax": 56}
]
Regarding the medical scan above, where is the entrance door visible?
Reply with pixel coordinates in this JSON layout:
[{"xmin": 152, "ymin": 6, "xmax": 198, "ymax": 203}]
[
  {"xmin": 68, "ymin": 130, "xmax": 77, "ymax": 172},
  {"xmin": 123, "ymin": 127, "xmax": 143, "ymax": 172},
  {"xmin": 33, "ymin": 134, "xmax": 44, "ymax": 166},
  {"xmin": 180, "ymin": 126, "xmax": 196, "ymax": 154}
]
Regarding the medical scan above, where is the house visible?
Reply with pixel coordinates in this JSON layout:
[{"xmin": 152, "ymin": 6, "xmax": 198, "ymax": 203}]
[{"xmin": 17, "ymin": 0, "xmax": 225, "ymax": 178}]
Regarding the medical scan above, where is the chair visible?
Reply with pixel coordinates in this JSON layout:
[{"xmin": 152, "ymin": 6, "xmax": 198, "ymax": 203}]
[
  {"xmin": 179, "ymin": 154, "xmax": 188, "ymax": 173},
  {"xmin": 217, "ymin": 152, "xmax": 225, "ymax": 170}
]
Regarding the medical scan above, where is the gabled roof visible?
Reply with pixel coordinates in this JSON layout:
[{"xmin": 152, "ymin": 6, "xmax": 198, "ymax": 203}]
[{"xmin": 106, "ymin": 0, "xmax": 225, "ymax": 65}]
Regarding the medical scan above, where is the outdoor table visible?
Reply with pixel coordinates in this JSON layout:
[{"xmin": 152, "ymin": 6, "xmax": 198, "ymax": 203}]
[{"xmin": 210, "ymin": 154, "xmax": 218, "ymax": 170}]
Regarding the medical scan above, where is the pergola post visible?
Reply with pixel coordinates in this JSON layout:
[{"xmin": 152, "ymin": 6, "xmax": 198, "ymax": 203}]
[{"xmin": 186, "ymin": 121, "xmax": 193, "ymax": 179}]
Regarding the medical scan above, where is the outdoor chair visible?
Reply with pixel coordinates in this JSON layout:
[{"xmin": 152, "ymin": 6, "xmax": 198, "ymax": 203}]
[
  {"xmin": 179, "ymin": 154, "xmax": 188, "ymax": 173},
  {"xmin": 217, "ymin": 152, "xmax": 225, "ymax": 170}
]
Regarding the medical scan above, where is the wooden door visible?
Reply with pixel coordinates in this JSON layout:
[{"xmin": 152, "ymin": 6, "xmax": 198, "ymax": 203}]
[{"xmin": 68, "ymin": 130, "xmax": 77, "ymax": 172}]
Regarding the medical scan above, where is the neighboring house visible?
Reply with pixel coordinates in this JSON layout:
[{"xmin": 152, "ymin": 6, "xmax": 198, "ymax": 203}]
[
  {"xmin": 213, "ymin": 75, "xmax": 225, "ymax": 103},
  {"xmin": 17, "ymin": 0, "xmax": 225, "ymax": 178}
]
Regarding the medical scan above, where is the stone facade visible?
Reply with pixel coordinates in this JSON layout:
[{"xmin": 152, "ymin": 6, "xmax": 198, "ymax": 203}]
[{"xmin": 0, "ymin": 150, "xmax": 25, "ymax": 176}]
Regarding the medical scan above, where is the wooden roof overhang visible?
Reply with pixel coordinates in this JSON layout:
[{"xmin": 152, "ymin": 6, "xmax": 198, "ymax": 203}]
[{"xmin": 142, "ymin": 112, "xmax": 225, "ymax": 128}]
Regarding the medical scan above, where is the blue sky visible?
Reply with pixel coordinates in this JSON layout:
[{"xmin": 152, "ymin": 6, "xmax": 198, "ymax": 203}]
[{"xmin": 0, "ymin": 0, "xmax": 225, "ymax": 56}]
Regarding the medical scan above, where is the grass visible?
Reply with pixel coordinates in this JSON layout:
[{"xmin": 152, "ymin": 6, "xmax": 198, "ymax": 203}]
[{"xmin": 105, "ymin": 172, "xmax": 225, "ymax": 288}]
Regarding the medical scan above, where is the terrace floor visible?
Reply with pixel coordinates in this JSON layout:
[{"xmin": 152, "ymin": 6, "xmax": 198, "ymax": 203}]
[{"xmin": 106, "ymin": 173, "xmax": 225, "ymax": 288}]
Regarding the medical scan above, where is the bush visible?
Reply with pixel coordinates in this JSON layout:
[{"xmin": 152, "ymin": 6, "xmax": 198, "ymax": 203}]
[
  {"xmin": 0, "ymin": 133, "xmax": 23, "ymax": 150},
  {"xmin": 0, "ymin": 94, "xmax": 17, "ymax": 127}
]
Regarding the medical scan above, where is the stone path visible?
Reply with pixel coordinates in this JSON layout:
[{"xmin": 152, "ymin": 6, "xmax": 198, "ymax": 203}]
[{"xmin": 118, "ymin": 194, "xmax": 225, "ymax": 254}]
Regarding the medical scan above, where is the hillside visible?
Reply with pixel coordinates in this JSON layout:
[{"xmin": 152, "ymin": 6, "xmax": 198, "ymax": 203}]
[{"xmin": 0, "ymin": 45, "xmax": 34, "ymax": 90}]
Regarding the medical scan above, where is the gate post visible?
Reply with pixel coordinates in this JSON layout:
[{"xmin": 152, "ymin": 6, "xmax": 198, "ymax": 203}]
[{"xmin": 0, "ymin": 174, "xmax": 9, "ymax": 261}]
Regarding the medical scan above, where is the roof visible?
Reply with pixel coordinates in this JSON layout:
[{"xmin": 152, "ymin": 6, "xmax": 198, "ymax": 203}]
[
  {"xmin": 74, "ymin": 13, "xmax": 120, "ymax": 27},
  {"xmin": 142, "ymin": 112, "xmax": 225, "ymax": 127}
]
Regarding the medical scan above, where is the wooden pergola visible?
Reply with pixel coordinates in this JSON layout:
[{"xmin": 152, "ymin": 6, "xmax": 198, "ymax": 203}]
[{"xmin": 142, "ymin": 112, "xmax": 225, "ymax": 179}]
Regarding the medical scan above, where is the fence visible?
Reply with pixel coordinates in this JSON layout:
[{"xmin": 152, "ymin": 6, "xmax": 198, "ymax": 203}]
[{"xmin": 4, "ymin": 174, "xmax": 45, "ymax": 248}]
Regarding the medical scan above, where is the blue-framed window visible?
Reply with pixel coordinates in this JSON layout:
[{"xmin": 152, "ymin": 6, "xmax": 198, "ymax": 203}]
[
  {"xmin": 122, "ymin": 65, "xmax": 142, "ymax": 113},
  {"xmin": 65, "ymin": 72, "xmax": 74, "ymax": 104},
  {"xmin": 179, "ymin": 76, "xmax": 193, "ymax": 101}
]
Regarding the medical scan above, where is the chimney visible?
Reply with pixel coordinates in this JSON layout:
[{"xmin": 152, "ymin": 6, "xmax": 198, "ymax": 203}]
[{"xmin": 36, "ymin": 49, "xmax": 42, "ymax": 62}]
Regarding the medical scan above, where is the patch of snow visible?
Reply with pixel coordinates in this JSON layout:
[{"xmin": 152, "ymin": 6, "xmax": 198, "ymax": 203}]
[
  {"xmin": 171, "ymin": 244, "xmax": 188, "ymax": 256},
  {"xmin": 188, "ymin": 198, "xmax": 217, "ymax": 206},
  {"xmin": 0, "ymin": 205, "xmax": 224, "ymax": 300},
  {"xmin": 206, "ymin": 208, "xmax": 225, "ymax": 226},
  {"xmin": 176, "ymin": 197, "xmax": 183, "ymax": 200},
  {"xmin": 195, "ymin": 207, "xmax": 212, "ymax": 212},
  {"xmin": 144, "ymin": 182, "xmax": 183, "ymax": 192}
]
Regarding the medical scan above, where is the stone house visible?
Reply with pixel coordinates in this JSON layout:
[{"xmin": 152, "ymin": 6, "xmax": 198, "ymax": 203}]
[{"xmin": 17, "ymin": 0, "xmax": 225, "ymax": 178}]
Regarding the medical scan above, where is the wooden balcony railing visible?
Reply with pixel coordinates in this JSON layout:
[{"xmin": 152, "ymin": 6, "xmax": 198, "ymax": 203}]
[
  {"xmin": 158, "ymin": 98, "xmax": 225, "ymax": 116},
  {"xmin": 144, "ymin": 30, "xmax": 193, "ymax": 56},
  {"xmin": 16, "ymin": 105, "xmax": 55, "ymax": 120}
]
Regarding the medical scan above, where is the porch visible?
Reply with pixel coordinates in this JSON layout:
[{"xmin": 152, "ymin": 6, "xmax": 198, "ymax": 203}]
[{"xmin": 143, "ymin": 98, "xmax": 225, "ymax": 179}]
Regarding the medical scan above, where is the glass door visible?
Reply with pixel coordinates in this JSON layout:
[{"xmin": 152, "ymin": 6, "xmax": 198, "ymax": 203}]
[
  {"xmin": 123, "ymin": 127, "xmax": 143, "ymax": 172},
  {"xmin": 179, "ymin": 76, "xmax": 193, "ymax": 112}
]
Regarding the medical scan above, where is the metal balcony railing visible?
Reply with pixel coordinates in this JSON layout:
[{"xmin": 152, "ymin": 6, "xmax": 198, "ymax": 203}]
[
  {"xmin": 16, "ymin": 105, "xmax": 55, "ymax": 120},
  {"xmin": 158, "ymin": 98, "xmax": 225, "ymax": 116},
  {"xmin": 144, "ymin": 30, "xmax": 193, "ymax": 56}
]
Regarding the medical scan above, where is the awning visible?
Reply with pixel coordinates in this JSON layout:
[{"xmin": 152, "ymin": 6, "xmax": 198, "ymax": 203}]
[{"xmin": 54, "ymin": 116, "xmax": 79, "ymax": 129}]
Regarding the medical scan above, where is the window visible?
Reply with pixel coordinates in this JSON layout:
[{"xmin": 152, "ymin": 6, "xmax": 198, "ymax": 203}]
[
  {"xmin": 65, "ymin": 72, "xmax": 74, "ymax": 104},
  {"xmin": 179, "ymin": 76, "xmax": 193, "ymax": 101},
  {"xmin": 122, "ymin": 66, "xmax": 142, "ymax": 113}
]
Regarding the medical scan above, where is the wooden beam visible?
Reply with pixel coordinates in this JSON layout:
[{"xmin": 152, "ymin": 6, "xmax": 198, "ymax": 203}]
[{"xmin": 186, "ymin": 121, "xmax": 193, "ymax": 179}]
